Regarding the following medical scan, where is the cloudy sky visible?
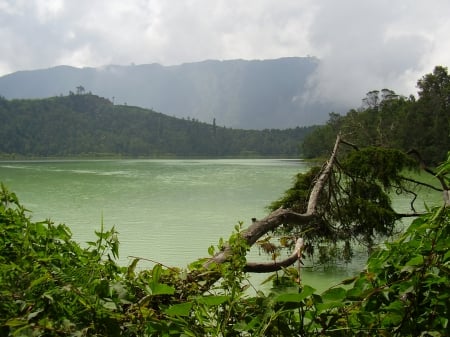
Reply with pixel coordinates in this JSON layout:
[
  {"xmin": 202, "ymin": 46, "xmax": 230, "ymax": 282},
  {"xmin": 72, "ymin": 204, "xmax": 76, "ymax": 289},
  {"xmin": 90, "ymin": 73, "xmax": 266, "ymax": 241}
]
[{"xmin": 1, "ymin": 0, "xmax": 449, "ymax": 107}]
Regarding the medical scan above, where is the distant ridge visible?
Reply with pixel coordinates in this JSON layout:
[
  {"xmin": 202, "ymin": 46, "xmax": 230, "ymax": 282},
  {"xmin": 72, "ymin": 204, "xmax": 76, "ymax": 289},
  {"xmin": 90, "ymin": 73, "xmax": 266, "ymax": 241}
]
[{"xmin": 0, "ymin": 57, "xmax": 332, "ymax": 129}]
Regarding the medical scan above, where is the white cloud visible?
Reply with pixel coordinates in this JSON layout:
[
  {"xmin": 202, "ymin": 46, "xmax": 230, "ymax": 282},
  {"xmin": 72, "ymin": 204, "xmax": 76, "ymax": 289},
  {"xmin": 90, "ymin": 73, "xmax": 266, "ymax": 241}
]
[
  {"xmin": 34, "ymin": 0, "xmax": 64, "ymax": 23},
  {"xmin": 56, "ymin": 44, "xmax": 108, "ymax": 68},
  {"xmin": 0, "ymin": 0, "xmax": 21, "ymax": 15},
  {"xmin": 0, "ymin": 0, "xmax": 449, "ymax": 107},
  {"xmin": 302, "ymin": 0, "xmax": 450, "ymax": 107}
]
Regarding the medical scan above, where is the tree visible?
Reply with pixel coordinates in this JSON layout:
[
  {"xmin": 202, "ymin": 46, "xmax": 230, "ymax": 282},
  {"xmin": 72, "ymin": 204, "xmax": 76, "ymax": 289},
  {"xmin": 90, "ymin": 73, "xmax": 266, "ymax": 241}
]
[
  {"xmin": 205, "ymin": 135, "xmax": 439, "ymax": 273},
  {"xmin": 362, "ymin": 90, "xmax": 380, "ymax": 109},
  {"xmin": 417, "ymin": 66, "xmax": 450, "ymax": 109},
  {"xmin": 301, "ymin": 66, "xmax": 450, "ymax": 164},
  {"xmin": 411, "ymin": 66, "xmax": 450, "ymax": 163},
  {"xmin": 76, "ymin": 85, "xmax": 85, "ymax": 95}
]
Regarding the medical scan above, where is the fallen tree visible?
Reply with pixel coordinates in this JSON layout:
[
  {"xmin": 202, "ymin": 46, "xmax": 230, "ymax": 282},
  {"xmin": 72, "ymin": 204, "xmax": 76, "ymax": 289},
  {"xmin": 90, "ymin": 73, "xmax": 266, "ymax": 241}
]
[{"xmin": 205, "ymin": 134, "xmax": 446, "ymax": 274}]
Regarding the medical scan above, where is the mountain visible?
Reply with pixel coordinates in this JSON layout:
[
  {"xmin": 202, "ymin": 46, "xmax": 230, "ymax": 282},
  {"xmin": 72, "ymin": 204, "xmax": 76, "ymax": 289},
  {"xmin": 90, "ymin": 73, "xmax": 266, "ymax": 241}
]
[
  {"xmin": 0, "ymin": 57, "xmax": 330, "ymax": 129},
  {"xmin": 0, "ymin": 94, "xmax": 314, "ymax": 158}
]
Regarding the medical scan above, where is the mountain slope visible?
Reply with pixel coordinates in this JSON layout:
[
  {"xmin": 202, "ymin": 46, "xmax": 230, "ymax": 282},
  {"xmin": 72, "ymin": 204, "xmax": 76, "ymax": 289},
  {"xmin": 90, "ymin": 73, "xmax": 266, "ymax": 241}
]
[
  {"xmin": 0, "ymin": 57, "xmax": 329, "ymax": 129},
  {"xmin": 0, "ymin": 94, "xmax": 314, "ymax": 158}
]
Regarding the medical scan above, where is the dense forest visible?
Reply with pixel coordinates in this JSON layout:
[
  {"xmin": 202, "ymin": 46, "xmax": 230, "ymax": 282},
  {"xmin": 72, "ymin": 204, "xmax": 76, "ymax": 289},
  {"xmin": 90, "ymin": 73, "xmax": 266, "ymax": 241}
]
[
  {"xmin": 0, "ymin": 93, "xmax": 314, "ymax": 158},
  {"xmin": 301, "ymin": 65, "xmax": 450, "ymax": 164}
]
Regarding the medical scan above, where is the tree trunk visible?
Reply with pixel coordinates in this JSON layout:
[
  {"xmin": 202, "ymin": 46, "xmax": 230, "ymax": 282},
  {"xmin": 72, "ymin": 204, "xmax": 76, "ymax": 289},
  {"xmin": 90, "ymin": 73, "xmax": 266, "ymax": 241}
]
[{"xmin": 204, "ymin": 135, "xmax": 342, "ymax": 272}]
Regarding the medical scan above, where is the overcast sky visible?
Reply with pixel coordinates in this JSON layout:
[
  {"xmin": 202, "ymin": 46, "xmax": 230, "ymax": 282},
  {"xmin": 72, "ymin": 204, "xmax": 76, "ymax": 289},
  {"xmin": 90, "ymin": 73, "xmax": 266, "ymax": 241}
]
[{"xmin": 1, "ymin": 0, "xmax": 449, "ymax": 107}]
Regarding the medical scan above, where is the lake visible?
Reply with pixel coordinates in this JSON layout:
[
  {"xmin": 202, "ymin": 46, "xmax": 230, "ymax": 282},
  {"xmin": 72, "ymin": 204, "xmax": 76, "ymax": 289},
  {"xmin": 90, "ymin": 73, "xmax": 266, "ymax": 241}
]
[
  {"xmin": 0, "ymin": 159, "xmax": 438, "ymax": 292},
  {"xmin": 0, "ymin": 159, "xmax": 305, "ymax": 266}
]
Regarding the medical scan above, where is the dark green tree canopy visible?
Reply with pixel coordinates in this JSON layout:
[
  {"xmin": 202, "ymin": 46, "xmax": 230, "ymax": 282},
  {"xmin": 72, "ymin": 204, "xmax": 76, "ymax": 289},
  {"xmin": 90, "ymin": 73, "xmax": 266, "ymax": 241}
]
[
  {"xmin": 268, "ymin": 142, "xmax": 421, "ymax": 262},
  {"xmin": 0, "ymin": 94, "xmax": 313, "ymax": 158},
  {"xmin": 301, "ymin": 66, "xmax": 450, "ymax": 164}
]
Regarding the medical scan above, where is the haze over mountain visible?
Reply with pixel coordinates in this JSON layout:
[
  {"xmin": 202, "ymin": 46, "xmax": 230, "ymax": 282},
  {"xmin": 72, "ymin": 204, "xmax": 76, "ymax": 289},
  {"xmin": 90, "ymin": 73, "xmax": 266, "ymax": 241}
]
[{"xmin": 0, "ymin": 57, "xmax": 341, "ymax": 129}]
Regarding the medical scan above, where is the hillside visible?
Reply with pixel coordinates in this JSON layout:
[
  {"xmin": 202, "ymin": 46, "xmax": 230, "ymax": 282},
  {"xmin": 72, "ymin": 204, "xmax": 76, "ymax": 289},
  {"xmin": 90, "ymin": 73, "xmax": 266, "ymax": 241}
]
[
  {"xmin": 0, "ymin": 57, "xmax": 333, "ymax": 129},
  {"xmin": 0, "ymin": 94, "xmax": 314, "ymax": 158}
]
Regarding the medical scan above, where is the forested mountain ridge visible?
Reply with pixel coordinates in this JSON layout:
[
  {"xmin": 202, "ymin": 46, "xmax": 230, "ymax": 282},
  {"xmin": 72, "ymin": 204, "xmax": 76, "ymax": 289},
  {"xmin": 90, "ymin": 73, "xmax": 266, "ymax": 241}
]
[
  {"xmin": 0, "ymin": 57, "xmax": 332, "ymax": 129},
  {"xmin": 0, "ymin": 94, "xmax": 314, "ymax": 158}
]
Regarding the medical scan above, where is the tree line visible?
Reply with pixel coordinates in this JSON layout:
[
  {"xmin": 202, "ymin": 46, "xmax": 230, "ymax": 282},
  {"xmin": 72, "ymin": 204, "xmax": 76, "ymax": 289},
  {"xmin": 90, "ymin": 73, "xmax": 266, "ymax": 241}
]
[
  {"xmin": 0, "ymin": 93, "xmax": 313, "ymax": 158},
  {"xmin": 301, "ymin": 66, "xmax": 450, "ymax": 165}
]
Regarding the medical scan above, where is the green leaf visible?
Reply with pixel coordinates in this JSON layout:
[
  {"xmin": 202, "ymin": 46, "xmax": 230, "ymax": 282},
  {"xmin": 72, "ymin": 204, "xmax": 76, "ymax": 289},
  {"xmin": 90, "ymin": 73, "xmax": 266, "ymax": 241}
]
[
  {"xmin": 385, "ymin": 300, "xmax": 405, "ymax": 314},
  {"xmin": 152, "ymin": 264, "xmax": 162, "ymax": 284},
  {"xmin": 406, "ymin": 255, "xmax": 424, "ymax": 266},
  {"xmin": 151, "ymin": 283, "xmax": 175, "ymax": 296},
  {"xmin": 321, "ymin": 287, "xmax": 346, "ymax": 302},
  {"xmin": 164, "ymin": 302, "xmax": 192, "ymax": 317},
  {"xmin": 95, "ymin": 279, "xmax": 111, "ymax": 297},
  {"xmin": 208, "ymin": 245, "xmax": 215, "ymax": 256},
  {"xmin": 274, "ymin": 292, "xmax": 305, "ymax": 303},
  {"xmin": 102, "ymin": 301, "xmax": 117, "ymax": 311},
  {"xmin": 5, "ymin": 318, "xmax": 27, "ymax": 328},
  {"xmin": 196, "ymin": 295, "xmax": 229, "ymax": 306},
  {"xmin": 127, "ymin": 258, "xmax": 140, "ymax": 279},
  {"xmin": 316, "ymin": 300, "xmax": 344, "ymax": 312},
  {"xmin": 340, "ymin": 276, "xmax": 358, "ymax": 285},
  {"xmin": 274, "ymin": 285, "xmax": 315, "ymax": 303},
  {"xmin": 27, "ymin": 308, "xmax": 44, "ymax": 320},
  {"xmin": 443, "ymin": 250, "xmax": 450, "ymax": 262},
  {"xmin": 29, "ymin": 274, "xmax": 50, "ymax": 289},
  {"xmin": 33, "ymin": 222, "xmax": 48, "ymax": 237}
]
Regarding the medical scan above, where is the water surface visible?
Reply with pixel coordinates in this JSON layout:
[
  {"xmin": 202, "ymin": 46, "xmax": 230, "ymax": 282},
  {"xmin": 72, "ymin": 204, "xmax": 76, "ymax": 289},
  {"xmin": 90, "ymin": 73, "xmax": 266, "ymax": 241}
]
[
  {"xmin": 0, "ymin": 159, "xmax": 303, "ymax": 266},
  {"xmin": 0, "ymin": 159, "xmax": 440, "ymax": 292}
]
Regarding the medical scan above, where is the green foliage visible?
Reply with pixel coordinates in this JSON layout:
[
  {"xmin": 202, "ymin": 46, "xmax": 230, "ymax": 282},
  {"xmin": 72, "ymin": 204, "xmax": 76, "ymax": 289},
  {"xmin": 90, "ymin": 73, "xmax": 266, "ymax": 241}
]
[
  {"xmin": 301, "ymin": 113, "xmax": 343, "ymax": 159},
  {"xmin": 0, "ymin": 94, "xmax": 313, "ymax": 158},
  {"xmin": 341, "ymin": 147, "xmax": 417, "ymax": 188},
  {"xmin": 269, "ymin": 166, "xmax": 322, "ymax": 213},
  {"xmin": 436, "ymin": 151, "xmax": 450, "ymax": 188},
  {"xmin": 249, "ymin": 155, "xmax": 450, "ymax": 336},
  {"xmin": 0, "ymin": 184, "xmax": 126, "ymax": 336},
  {"xmin": 302, "ymin": 66, "xmax": 450, "ymax": 164},
  {"xmin": 268, "ymin": 147, "xmax": 420, "ymax": 264},
  {"xmin": 339, "ymin": 206, "xmax": 450, "ymax": 335},
  {"xmin": 258, "ymin": 154, "xmax": 450, "ymax": 336}
]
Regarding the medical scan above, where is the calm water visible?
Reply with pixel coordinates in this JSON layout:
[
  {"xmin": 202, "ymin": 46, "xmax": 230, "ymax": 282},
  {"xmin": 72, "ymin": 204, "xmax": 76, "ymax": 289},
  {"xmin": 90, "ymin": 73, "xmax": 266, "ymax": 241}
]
[
  {"xmin": 0, "ymin": 159, "xmax": 440, "ymax": 292},
  {"xmin": 0, "ymin": 160, "xmax": 305, "ymax": 266}
]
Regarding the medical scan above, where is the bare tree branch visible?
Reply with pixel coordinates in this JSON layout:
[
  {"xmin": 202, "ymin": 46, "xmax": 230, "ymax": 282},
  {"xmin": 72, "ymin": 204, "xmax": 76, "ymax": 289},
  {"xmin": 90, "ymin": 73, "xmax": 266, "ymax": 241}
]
[
  {"xmin": 245, "ymin": 238, "xmax": 304, "ymax": 273},
  {"xmin": 241, "ymin": 209, "xmax": 314, "ymax": 246},
  {"xmin": 203, "ymin": 209, "xmax": 314, "ymax": 267},
  {"xmin": 408, "ymin": 149, "xmax": 449, "ymax": 190},
  {"xmin": 399, "ymin": 176, "xmax": 443, "ymax": 192},
  {"xmin": 306, "ymin": 134, "xmax": 341, "ymax": 215}
]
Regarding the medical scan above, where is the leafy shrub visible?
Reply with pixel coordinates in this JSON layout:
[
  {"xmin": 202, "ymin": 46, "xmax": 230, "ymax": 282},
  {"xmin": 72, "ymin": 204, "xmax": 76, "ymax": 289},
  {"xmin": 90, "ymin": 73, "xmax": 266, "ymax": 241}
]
[{"xmin": 0, "ymin": 184, "xmax": 127, "ymax": 336}]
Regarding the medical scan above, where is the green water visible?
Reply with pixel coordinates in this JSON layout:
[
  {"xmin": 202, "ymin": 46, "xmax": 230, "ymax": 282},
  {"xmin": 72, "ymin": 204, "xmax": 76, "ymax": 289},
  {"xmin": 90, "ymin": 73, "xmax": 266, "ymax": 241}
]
[
  {"xmin": 0, "ymin": 159, "xmax": 441, "ymax": 292},
  {"xmin": 0, "ymin": 159, "xmax": 304, "ymax": 268}
]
